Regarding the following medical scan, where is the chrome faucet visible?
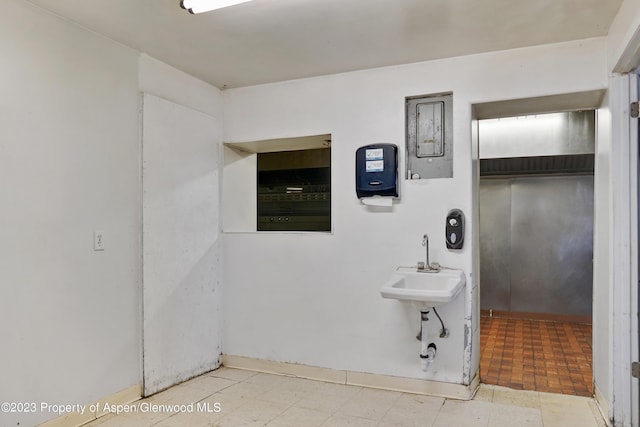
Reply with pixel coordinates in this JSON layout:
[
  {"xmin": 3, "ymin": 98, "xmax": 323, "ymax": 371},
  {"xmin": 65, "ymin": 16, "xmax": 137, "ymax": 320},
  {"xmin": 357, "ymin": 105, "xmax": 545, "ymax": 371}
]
[{"xmin": 420, "ymin": 233, "xmax": 440, "ymax": 273}]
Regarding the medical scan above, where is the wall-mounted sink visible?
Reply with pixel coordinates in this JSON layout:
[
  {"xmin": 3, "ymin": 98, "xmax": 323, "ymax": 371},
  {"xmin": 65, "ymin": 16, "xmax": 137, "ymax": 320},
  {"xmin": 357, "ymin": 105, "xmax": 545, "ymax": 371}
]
[{"xmin": 380, "ymin": 267, "xmax": 465, "ymax": 309}]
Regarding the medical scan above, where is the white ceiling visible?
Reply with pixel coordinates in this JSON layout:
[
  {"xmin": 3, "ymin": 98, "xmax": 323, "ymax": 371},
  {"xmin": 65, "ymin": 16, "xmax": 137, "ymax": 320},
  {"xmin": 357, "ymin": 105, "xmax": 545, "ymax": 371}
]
[{"xmin": 28, "ymin": 0, "xmax": 623, "ymax": 89}]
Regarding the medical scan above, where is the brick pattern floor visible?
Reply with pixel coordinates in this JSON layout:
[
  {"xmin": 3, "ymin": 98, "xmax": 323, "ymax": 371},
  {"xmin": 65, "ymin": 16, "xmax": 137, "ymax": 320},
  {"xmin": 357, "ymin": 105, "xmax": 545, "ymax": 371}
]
[{"xmin": 480, "ymin": 315, "xmax": 593, "ymax": 397}]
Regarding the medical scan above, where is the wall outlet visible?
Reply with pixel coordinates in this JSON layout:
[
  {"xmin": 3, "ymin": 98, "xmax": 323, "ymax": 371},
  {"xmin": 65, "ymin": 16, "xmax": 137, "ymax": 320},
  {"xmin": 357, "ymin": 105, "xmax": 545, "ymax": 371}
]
[{"xmin": 94, "ymin": 230, "xmax": 105, "ymax": 251}]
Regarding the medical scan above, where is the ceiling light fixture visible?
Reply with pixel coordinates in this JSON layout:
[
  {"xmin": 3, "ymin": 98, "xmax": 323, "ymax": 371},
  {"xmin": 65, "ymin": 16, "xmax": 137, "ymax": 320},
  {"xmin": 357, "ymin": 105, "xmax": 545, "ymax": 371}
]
[{"xmin": 180, "ymin": 0, "xmax": 254, "ymax": 14}]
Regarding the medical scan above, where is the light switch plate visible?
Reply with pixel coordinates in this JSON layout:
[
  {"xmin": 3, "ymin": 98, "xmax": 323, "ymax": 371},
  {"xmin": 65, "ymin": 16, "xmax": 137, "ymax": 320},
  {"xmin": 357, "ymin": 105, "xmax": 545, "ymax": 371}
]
[{"xmin": 94, "ymin": 230, "xmax": 105, "ymax": 251}]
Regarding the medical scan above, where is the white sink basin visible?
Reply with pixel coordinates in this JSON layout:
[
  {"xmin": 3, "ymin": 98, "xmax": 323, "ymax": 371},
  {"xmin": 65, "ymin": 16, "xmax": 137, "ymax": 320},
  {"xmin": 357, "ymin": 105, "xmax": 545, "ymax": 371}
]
[{"xmin": 380, "ymin": 267, "xmax": 466, "ymax": 309}]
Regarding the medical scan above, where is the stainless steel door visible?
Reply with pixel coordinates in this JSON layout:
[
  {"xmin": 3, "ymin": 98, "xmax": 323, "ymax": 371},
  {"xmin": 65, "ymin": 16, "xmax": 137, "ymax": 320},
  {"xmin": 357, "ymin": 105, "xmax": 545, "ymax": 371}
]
[{"xmin": 480, "ymin": 175, "xmax": 594, "ymax": 316}]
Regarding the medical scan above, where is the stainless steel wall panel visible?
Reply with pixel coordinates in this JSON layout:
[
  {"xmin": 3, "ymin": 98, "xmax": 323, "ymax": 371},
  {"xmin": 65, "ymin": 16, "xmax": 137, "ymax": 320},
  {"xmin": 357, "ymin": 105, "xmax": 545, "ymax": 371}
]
[
  {"xmin": 479, "ymin": 180, "xmax": 512, "ymax": 311},
  {"xmin": 509, "ymin": 176, "xmax": 593, "ymax": 316},
  {"xmin": 479, "ymin": 111, "xmax": 595, "ymax": 159},
  {"xmin": 479, "ymin": 175, "xmax": 593, "ymax": 317}
]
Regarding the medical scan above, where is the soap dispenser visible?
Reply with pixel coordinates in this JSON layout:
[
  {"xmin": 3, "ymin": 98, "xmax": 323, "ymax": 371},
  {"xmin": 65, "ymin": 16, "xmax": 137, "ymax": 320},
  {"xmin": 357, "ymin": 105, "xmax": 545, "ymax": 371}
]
[{"xmin": 445, "ymin": 209, "xmax": 464, "ymax": 250}]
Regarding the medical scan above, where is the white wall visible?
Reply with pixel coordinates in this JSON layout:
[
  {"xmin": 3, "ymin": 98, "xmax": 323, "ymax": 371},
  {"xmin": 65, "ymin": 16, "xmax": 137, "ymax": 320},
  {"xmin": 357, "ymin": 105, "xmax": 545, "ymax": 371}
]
[
  {"xmin": 593, "ymin": 93, "xmax": 614, "ymax": 418},
  {"xmin": 139, "ymin": 54, "xmax": 222, "ymax": 118},
  {"xmin": 222, "ymin": 38, "xmax": 608, "ymax": 383},
  {"xmin": 139, "ymin": 55, "xmax": 224, "ymax": 397},
  {"xmin": 0, "ymin": 2, "xmax": 223, "ymax": 425},
  {"xmin": 222, "ymin": 147, "xmax": 256, "ymax": 232},
  {"xmin": 607, "ymin": 0, "xmax": 640, "ymax": 71},
  {"xmin": 0, "ymin": 1, "xmax": 140, "ymax": 425}
]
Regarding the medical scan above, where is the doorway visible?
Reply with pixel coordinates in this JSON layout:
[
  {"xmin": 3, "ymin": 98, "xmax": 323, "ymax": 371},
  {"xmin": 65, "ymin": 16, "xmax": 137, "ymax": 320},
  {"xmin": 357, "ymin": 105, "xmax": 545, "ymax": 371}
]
[{"xmin": 476, "ymin": 111, "xmax": 595, "ymax": 396}]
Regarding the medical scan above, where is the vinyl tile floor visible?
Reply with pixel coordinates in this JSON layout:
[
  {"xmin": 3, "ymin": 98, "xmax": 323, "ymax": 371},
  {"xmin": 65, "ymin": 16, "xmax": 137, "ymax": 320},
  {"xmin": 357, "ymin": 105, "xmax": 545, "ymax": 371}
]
[
  {"xmin": 480, "ymin": 315, "xmax": 593, "ymax": 397},
  {"xmin": 83, "ymin": 367, "xmax": 606, "ymax": 427}
]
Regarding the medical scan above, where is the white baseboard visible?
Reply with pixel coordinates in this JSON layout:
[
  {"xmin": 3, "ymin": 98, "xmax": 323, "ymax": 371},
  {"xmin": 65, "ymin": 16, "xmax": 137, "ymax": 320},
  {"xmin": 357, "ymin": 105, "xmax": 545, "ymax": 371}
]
[
  {"xmin": 38, "ymin": 384, "xmax": 142, "ymax": 427},
  {"xmin": 594, "ymin": 383, "xmax": 612, "ymax": 427},
  {"xmin": 221, "ymin": 354, "xmax": 478, "ymax": 400}
]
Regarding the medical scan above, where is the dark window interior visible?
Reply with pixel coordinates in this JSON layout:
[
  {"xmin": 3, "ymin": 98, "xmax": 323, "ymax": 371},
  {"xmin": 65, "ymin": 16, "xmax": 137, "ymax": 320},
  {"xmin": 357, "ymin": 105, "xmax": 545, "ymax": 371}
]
[{"xmin": 257, "ymin": 148, "xmax": 331, "ymax": 231}]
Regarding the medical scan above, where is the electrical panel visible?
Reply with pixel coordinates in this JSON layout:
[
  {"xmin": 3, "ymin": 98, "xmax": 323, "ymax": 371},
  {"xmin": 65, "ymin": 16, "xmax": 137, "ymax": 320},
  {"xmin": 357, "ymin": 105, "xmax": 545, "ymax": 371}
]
[{"xmin": 406, "ymin": 93, "xmax": 453, "ymax": 179}]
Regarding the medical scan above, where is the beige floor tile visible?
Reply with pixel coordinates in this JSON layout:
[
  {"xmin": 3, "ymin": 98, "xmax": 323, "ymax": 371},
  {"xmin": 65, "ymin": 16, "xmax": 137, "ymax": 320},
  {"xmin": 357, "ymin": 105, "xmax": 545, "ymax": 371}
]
[
  {"xmin": 394, "ymin": 392, "xmax": 445, "ymax": 409},
  {"xmin": 541, "ymin": 411, "xmax": 600, "ymax": 427},
  {"xmin": 82, "ymin": 414, "xmax": 117, "ymax": 426},
  {"xmin": 255, "ymin": 385, "xmax": 306, "ymax": 406},
  {"xmin": 153, "ymin": 410, "xmax": 224, "ymax": 427},
  {"xmin": 96, "ymin": 409, "xmax": 172, "ymax": 426},
  {"xmin": 377, "ymin": 392, "xmax": 443, "ymax": 426},
  {"xmin": 276, "ymin": 376, "xmax": 326, "ymax": 394},
  {"xmin": 320, "ymin": 414, "xmax": 378, "ymax": 427},
  {"xmin": 267, "ymin": 406, "xmax": 331, "ymax": 427},
  {"xmin": 146, "ymin": 382, "xmax": 218, "ymax": 406},
  {"xmin": 492, "ymin": 386, "xmax": 541, "ymax": 409},
  {"xmin": 217, "ymin": 397, "xmax": 288, "ymax": 426},
  {"xmin": 539, "ymin": 394, "xmax": 594, "ymax": 413},
  {"xmin": 473, "ymin": 385, "xmax": 494, "ymax": 402},
  {"xmin": 377, "ymin": 420, "xmax": 433, "ymax": 427},
  {"xmin": 379, "ymin": 404, "xmax": 439, "ymax": 426},
  {"xmin": 313, "ymin": 381, "xmax": 361, "ymax": 399},
  {"xmin": 181, "ymin": 374, "xmax": 237, "ymax": 393},
  {"xmin": 245, "ymin": 372, "xmax": 293, "ymax": 387},
  {"xmin": 217, "ymin": 380, "xmax": 273, "ymax": 400},
  {"xmin": 541, "ymin": 403, "xmax": 600, "ymax": 427},
  {"xmin": 540, "ymin": 393, "xmax": 600, "ymax": 427},
  {"xmin": 208, "ymin": 381, "xmax": 276, "ymax": 420},
  {"xmin": 82, "ymin": 415, "xmax": 154, "ymax": 427},
  {"xmin": 488, "ymin": 403, "xmax": 543, "ymax": 427},
  {"xmin": 336, "ymin": 387, "xmax": 401, "ymax": 421},
  {"xmin": 216, "ymin": 414, "xmax": 271, "ymax": 427},
  {"xmin": 439, "ymin": 399, "xmax": 493, "ymax": 417},
  {"xmin": 538, "ymin": 391, "xmax": 593, "ymax": 404},
  {"xmin": 432, "ymin": 412, "xmax": 490, "ymax": 427},
  {"xmin": 79, "ymin": 369, "xmax": 607, "ymax": 427},
  {"xmin": 201, "ymin": 391, "xmax": 245, "ymax": 414},
  {"xmin": 296, "ymin": 392, "xmax": 353, "ymax": 414},
  {"xmin": 211, "ymin": 367, "xmax": 258, "ymax": 381},
  {"xmin": 336, "ymin": 400, "xmax": 391, "ymax": 421},
  {"xmin": 433, "ymin": 399, "xmax": 492, "ymax": 427}
]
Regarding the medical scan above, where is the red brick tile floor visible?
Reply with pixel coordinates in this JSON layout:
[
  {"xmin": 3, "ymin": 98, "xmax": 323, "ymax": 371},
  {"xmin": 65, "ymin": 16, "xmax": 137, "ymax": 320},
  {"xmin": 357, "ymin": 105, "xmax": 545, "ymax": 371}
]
[{"xmin": 480, "ymin": 314, "xmax": 593, "ymax": 397}]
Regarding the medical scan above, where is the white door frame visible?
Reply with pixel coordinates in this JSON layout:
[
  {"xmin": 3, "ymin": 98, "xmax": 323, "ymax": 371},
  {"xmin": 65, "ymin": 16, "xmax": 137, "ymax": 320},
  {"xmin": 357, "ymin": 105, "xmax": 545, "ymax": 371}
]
[{"xmin": 610, "ymin": 70, "xmax": 639, "ymax": 427}]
